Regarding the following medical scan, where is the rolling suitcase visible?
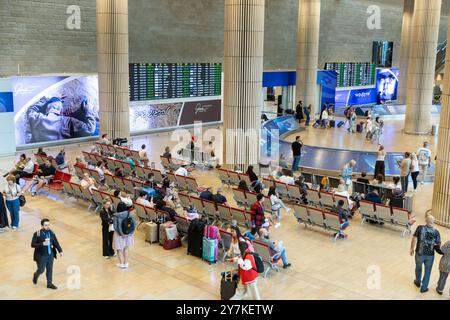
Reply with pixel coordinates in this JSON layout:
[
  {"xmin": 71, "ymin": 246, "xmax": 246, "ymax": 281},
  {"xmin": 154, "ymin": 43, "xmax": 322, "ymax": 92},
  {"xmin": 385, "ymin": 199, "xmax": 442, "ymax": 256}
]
[
  {"xmin": 329, "ymin": 120, "xmax": 335, "ymax": 128},
  {"xmin": 337, "ymin": 121, "xmax": 345, "ymax": 128},
  {"xmin": 187, "ymin": 219, "xmax": 206, "ymax": 257},
  {"xmin": 202, "ymin": 237, "xmax": 219, "ymax": 264},
  {"xmin": 159, "ymin": 221, "xmax": 174, "ymax": 246},
  {"xmin": 313, "ymin": 120, "xmax": 320, "ymax": 128},
  {"xmin": 403, "ymin": 194, "xmax": 413, "ymax": 213},
  {"xmin": 203, "ymin": 225, "xmax": 219, "ymax": 240},
  {"xmin": 356, "ymin": 124, "xmax": 363, "ymax": 133},
  {"xmin": 220, "ymin": 272, "xmax": 239, "ymax": 300},
  {"xmin": 145, "ymin": 222, "xmax": 158, "ymax": 243}
]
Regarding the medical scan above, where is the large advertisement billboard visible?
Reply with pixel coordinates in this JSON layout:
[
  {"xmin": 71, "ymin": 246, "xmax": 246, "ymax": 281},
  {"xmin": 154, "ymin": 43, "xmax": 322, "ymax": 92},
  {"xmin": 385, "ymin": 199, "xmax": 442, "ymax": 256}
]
[
  {"xmin": 12, "ymin": 76, "xmax": 99, "ymax": 146},
  {"xmin": 130, "ymin": 99, "xmax": 222, "ymax": 133},
  {"xmin": 376, "ymin": 68, "xmax": 399, "ymax": 101}
]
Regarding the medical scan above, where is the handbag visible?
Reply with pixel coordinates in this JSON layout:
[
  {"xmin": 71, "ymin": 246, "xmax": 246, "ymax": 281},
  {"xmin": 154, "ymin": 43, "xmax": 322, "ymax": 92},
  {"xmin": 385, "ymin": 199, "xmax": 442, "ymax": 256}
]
[
  {"xmin": 19, "ymin": 195, "xmax": 26, "ymax": 207},
  {"xmin": 108, "ymin": 223, "xmax": 115, "ymax": 232}
]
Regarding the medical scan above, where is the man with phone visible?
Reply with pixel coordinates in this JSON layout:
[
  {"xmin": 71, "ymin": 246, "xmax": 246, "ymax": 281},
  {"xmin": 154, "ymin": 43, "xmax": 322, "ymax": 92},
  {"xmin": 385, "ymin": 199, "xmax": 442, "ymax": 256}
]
[{"xmin": 31, "ymin": 219, "xmax": 63, "ymax": 289}]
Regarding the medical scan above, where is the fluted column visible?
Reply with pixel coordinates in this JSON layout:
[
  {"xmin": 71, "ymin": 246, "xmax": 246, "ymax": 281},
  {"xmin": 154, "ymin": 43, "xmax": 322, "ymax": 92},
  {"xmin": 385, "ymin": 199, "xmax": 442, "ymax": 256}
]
[
  {"xmin": 296, "ymin": 0, "xmax": 320, "ymax": 116},
  {"xmin": 96, "ymin": 0, "xmax": 130, "ymax": 140},
  {"xmin": 397, "ymin": 0, "xmax": 414, "ymax": 104},
  {"xmin": 431, "ymin": 10, "xmax": 450, "ymax": 229},
  {"xmin": 404, "ymin": 0, "xmax": 441, "ymax": 135},
  {"xmin": 223, "ymin": 0, "xmax": 265, "ymax": 170}
]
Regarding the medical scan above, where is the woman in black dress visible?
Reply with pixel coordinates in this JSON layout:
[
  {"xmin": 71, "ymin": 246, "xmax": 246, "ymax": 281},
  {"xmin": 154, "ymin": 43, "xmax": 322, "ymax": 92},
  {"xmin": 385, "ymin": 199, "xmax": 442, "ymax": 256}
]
[
  {"xmin": 246, "ymin": 166, "xmax": 263, "ymax": 193},
  {"xmin": 100, "ymin": 200, "xmax": 115, "ymax": 258},
  {"xmin": 0, "ymin": 193, "xmax": 9, "ymax": 231}
]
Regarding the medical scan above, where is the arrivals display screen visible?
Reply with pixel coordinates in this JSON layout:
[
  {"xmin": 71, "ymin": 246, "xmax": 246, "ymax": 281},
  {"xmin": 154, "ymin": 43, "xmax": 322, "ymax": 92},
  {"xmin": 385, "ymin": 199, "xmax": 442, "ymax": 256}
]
[
  {"xmin": 325, "ymin": 62, "xmax": 376, "ymax": 88},
  {"xmin": 129, "ymin": 63, "xmax": 222, "ymax": 101}
]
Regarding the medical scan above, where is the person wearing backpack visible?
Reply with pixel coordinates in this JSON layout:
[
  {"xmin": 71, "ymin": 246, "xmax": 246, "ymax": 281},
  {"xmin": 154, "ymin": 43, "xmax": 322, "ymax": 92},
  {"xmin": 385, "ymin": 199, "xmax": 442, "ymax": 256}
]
[
  {"xmin": 113, "ymin": 202, "xmax": 136, "ymax": 269},
  {"xmin": 258, "ymin": 228, "xmax": 292, "ymax": 269},
  {"xmin": 230, "ymin": 241, "xmax": 261, "ymax": 300}
]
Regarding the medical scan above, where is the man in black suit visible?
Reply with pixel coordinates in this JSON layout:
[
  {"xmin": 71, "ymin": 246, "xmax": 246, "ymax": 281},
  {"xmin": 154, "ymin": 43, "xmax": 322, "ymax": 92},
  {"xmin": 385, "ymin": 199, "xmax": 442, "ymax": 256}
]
[{"xmin": 31, "ymin": 218, "xmax": 63, "ymax": 289}]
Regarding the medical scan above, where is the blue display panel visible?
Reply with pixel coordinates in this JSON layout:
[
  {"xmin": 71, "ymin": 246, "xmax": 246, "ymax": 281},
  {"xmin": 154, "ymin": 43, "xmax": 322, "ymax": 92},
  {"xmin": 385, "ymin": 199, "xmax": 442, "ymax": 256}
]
[{"xmin": 376, "ymin": 68, "xmax": 399, "ymax": 101}]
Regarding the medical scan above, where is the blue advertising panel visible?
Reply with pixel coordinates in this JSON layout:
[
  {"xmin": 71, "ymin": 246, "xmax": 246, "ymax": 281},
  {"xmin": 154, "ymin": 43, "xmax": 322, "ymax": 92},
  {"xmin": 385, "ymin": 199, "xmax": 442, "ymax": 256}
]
[
  {"xmin": 317, "ymin": 70, "xmax": 337, "ymax": 109},
  {"xmin": 335, "ymin": 87, "xmax": 377, "ymax": 108},
  {"xmin": 12, "ymin": 75, "xmax": 100, "ymax": 146},
  {"xmin": 376, "ymin": 68, "xmax": 399, "ymax": 101},
  {"xmin": 262, "ymin": 71, "xmax": 296, "ymax": 87}
]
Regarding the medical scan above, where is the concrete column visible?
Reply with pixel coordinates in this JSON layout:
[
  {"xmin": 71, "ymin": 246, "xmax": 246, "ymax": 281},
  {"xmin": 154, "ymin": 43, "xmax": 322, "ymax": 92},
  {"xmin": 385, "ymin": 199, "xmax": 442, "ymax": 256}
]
[
  {"xmin": 404, "ymin": 0, "xmax": 441, "ymax": 135},
  {"xmin": 223, "ymin": 0, "xmax": 265, "ymax": 170},
  {"xmin": 296, "ymin": 0, "xmax": 320, "ymax": 116},
  {"xmin": 96, "ymin": 0, "xmax": 130, "ymax": 140},
  {"xmin": 431, "ymin": 10, "xmax": 450, "ymax": 229},
  {"xmin": 397, "ymin": 0, "xmax": 415, "ymax": 105}
]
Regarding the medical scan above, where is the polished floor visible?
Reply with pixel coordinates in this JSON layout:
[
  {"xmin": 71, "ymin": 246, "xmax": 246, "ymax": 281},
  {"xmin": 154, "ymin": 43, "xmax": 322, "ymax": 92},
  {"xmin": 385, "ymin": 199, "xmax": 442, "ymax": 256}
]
[{"xmin": 0, "ymin": 119, "xmax": 449, "ymax": 300}]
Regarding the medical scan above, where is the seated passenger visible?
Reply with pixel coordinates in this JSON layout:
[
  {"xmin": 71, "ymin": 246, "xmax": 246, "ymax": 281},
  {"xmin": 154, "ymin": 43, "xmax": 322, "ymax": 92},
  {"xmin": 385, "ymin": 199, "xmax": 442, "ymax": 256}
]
[
  {"xmin": 246, "ymin": 165, "xmax": 263, "ymax": 193},
  {"xmin": 136, "ymin": 191, "xmax": 153, "ymax": 207},
  {"xmin": 55, "ymin": 148, "xmax": 67, "ymax": 170},
  {"xmin": 99, "ymin": 133, "xmax": 111, "ymax": 145},
  {"xmin": 155, "ymin": 199, "xmax": 177, "ymax": 222},
  {"xmin": 271, "ymin": 166, "xmax": 283, "ymax": 179},
  {"xmin": 357, "ymin": 171, "xmax": 370, "ymax": 185},
  {"xmin": 319, "ymin": 176, "xmax": 330, "ymax": 192},
  {"xmin": 212, "ymin": 188, "xmax": 228, "ymax": 206},
  {"xmin": 80, "ymin": 173, "xmax": 97, "ymax": 193},
  {"xmin": 278, "ymin": 169, "xmax": 295, "ymax": 185},
  {"xmin": 268, "ymin": 186, "xmax": 290, "ymax": 221},
  {"xmin": 28, "ymin": 160, "xmax": 56, "ymax": 196},
  {"xmin": 162, "ymin": 146, "xmax": 172, "ymax": 160},
  {"xmin": 199, "ymin": 187, "xmax": 213, "ymax": 201},
  {"xmin": 15, "ymin": 156, "xmax": 35, "ymax": 184},
  {"xmin": 258, "ymin": 228, "xmax": 291, "ymax": 269},
  {"xmin": 4, "ymin": 154, "xmax": 27, "ymax": 178},
  {"xmin": 371, "ymin": 173, "xmax": 385, "ymax": 186},
  {"xmin": 388, "ymin": 176, "xmax": 402, "ymax": 190},
  {"xmin": 243, "ymin": 227, "xmax": 258, "ymax": 241},
  {"xmin": 183, "ymin": 204, "xmax": 199, "ymax": 221},
  {"xmin": 364, "ymin": 188, "xmax": 382, "ymax": 204},
  {"xmin": 237, "ymin": 180, "xmax": 250, "ymax": 192},
  {"xmin": 175, "ymin": 164, "xmax": 189, "ymax": 177},
  {"xmin": 124, "ymin": 153, "xmax": 136, "ymax": 170}
]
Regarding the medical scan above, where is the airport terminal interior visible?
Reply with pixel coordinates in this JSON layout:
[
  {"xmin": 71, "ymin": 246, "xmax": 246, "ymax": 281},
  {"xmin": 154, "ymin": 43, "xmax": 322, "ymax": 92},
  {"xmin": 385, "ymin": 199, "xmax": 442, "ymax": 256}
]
[{"xmin": 1, "ymin": 0, "xmax": 450, "ymax": 300}]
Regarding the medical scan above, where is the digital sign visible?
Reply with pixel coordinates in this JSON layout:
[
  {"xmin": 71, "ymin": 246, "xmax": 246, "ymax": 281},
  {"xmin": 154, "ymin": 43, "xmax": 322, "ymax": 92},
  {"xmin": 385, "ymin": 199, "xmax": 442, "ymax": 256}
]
[
  {"xmin": 325, "ymin": 62, "xmax": 376, "ymax": 88},
  {"xmin": 129, "ymin": 63, "xmax": 222, "ymax": 101}
]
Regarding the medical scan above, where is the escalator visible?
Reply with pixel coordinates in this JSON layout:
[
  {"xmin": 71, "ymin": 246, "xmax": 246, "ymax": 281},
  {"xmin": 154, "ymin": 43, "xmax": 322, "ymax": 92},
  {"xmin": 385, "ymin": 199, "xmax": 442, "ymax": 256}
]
[{"xmin": 434, "ymin": 40, "xmax": 446, "ymax": 104}]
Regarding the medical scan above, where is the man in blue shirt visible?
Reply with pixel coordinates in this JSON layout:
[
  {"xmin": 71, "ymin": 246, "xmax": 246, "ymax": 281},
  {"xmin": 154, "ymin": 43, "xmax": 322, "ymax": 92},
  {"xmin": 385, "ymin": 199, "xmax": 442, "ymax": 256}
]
[
  {"xmin": 341, "ymin": 160, "xmax": 356, "ymax": 191},
  {"xmin": 31, "ymin": 219, "xmax": 63, "ymax": 290}
]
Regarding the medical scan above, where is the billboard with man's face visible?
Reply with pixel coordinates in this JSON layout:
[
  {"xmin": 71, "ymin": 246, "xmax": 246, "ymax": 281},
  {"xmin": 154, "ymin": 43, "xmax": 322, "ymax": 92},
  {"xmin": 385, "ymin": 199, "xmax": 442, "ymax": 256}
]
[
  {"xmin": 12, "ymin": 76, "xmax": 100, "ymax": 145},
  {"xmin": 376, "ymin": 68, "xmax": 399, "ymax": 101}
]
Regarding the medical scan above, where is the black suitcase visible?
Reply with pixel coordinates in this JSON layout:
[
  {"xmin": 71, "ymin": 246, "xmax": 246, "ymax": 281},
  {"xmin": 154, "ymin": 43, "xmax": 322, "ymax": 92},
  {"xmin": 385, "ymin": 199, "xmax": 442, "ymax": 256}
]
[
  {"xmin": 313, "ymin": 120, "xmax": 320, "ymax": 128},
  {"xmin": 337, "ymin": 121, "xmax": 345, "ymax": 128},
  {"xmin": 187, "ymin": 219, "xmax": 206, "ymax": 257},
  {"xmin": 356, "ymin": 124, "xmax": 363, "ymax": 133},
  {"xmin": 220, "ymin": 272, "xmax": 239, "ymax": 300}
]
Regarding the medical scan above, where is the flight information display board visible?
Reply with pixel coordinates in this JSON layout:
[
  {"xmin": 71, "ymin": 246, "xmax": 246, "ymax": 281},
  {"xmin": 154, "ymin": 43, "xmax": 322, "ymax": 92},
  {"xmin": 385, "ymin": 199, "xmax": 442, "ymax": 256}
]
[
  {"xmin": 325, "ymin": 62, "xmax": 376, "ymax": 87},
  {"xmin": 129, "ymin": 63, "xmax": 222, "ymax": 101}
]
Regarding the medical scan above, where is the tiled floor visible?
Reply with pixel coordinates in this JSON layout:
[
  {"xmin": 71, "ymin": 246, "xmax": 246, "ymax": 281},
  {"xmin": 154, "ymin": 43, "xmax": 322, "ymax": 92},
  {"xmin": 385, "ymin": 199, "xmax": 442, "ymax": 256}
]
[{"xmin": 0, "ymin": 119, "xmax": 449, "ymax": 300}]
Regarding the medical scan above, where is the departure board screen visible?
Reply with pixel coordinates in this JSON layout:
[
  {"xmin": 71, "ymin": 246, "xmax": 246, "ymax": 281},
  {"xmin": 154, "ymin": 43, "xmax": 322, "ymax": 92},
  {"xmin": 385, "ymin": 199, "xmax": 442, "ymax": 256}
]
[
  {"xmin": 325, "ymin": 62, "xmax": 376, "ymax": 88},
  {"xmin": 129, "ymin": 63, "xmax": 222, "ymax": 101}
]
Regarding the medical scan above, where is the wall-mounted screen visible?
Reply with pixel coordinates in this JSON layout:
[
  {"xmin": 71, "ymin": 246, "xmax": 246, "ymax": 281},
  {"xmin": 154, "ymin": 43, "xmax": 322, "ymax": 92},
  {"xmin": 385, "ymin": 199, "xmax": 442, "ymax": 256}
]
[
  {"xmin": 373, "ymin": 41, "xmax": 394, "ymax": 68},
  {"xmin": 324, "ymin": 62, "xmax": 376, "ymax": 87},
  {"xmin": 129, "ymin": 63, "xmax": 222, "ymax": 101},
  {"xmin": 12, "ymin": 75, "xmax": 99, "ymax": 146}
]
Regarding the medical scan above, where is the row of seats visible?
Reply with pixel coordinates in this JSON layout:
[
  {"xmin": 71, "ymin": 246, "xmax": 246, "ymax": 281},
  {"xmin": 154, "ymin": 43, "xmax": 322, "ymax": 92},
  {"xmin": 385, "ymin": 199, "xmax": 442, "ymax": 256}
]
[
  {"xmin": 95, "ymin": 142, "xmax": 141, "ymax": 164},
  {"xmin": 292, "ymin": 204, "xmax": 344, "ymax": 242}
]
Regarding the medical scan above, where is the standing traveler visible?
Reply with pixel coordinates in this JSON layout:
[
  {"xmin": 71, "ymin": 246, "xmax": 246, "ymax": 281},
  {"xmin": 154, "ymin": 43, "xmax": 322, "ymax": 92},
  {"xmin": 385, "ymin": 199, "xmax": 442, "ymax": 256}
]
[
  {"xmin": 303, "ymin": 104, "xmax": 311, "ymax": 126},
  {"xmin": 100, "ymin": 200, "xmax": 115, "ymax": 259},
  {"xmin": 291, "ymin": 136, "xmax": 303, "ymax": 172},
  {"xmin": 113, "ymin": 202, "xmax": 136, "ymax": 269},
  {"xmin": 410, "ymin": 153, "xmax": 420, "ymax": 192},
  {"xmin": 230, "ymin": 241, "xmax": 261, "ymax": 300},
  {"xmin": 374, "ymin": 145, "xmax": 386, "ymax": 177},
  {"xmin": 397, "ymin": 152, "xmax": 411, "ymax": 193},
  {"xmin": 31, "ymin": 218, "xmax": 63, "ymax": 290},
  {"xmin": 410, "ymin": 215, "xmax": 442, "ymax": 293},
  {"xmin": 436, "ymin": 240, "xmax": 450, "ymax": 295},
  {"xmin": 3, "ymin": 175, "xmax": 23, "ymax": 230},
  {"xmin": 417, "ymin": 142, "xmax": 432, "ymax": 184}
]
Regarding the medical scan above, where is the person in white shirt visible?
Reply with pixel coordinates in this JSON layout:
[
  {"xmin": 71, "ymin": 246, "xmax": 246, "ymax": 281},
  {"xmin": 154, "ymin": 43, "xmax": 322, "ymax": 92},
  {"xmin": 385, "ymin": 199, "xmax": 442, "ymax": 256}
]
[
  {"xmin": 80, "ymin": 173, "xmax": 96, "ymax": 193},
  {"xmin": 139, "ymin": 144, "xmax": 149, "ymax": 167},
  {"xmin": 365, "ymin": 117, "xmax": 373, "ymax": 140},
  {"xmin": 278, "ymin": 170, "xmax": 295, "ymax": 185},
  {"xmin": 387, "ymin": 176, "xmax": 402, "ymax": 190},
  {"xmin": 99, "ymin": 134, "xmax": 111, "ymax": 145},
  {"xmin": 267, "ymin": 186, "xmax": 291, "ymax": 221},
  {"xmin": 271, "ymin": 166, "xmax": 283, "ymax": 179},
  {"xmin": 321, "ymin": 109, "xmax": 329, "ymax": 128},
  {"xmin": 136, "ymin": 191, "xmax": 153, "ymax": 207},
  {"xmin": 417, "ymin": 142, "xmax": 432, "ymax": 184},
  {"xmin": 410, "ymin": 153, "xmax": 420, "ymax": 192},
  {"xmin": 174, "ymin": 165, "xmax": 189, "ymax": 177},
  {"xmin": 334, "ymin": 181, "xmax": 354, "ymax": 210}
]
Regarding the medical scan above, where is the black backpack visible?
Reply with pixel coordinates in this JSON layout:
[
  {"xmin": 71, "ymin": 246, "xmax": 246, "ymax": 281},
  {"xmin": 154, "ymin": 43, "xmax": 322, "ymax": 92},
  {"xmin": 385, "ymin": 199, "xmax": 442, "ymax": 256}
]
[
  {"xmin": 245, "ymin": 252, "xmax": 264, "ymax": 274},
  {"xmin": 121, "ymin": 213, "xmax": 135, "ymax": 235}
]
